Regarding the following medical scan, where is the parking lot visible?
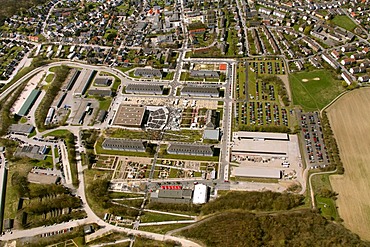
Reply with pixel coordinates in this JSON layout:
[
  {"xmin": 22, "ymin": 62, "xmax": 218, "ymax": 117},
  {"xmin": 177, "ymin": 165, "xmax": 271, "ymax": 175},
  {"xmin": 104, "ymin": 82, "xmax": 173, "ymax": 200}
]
[
  {"xmin": 299, "ymin": 112, "xmax": 329, "ymax": 169},
  {"xmin": 238, "ymin": 101, "xmax": 289, "ymax": 126},
  {"xmin": 249, "ymin": 60, "xmax": 285, "ymax": 75}
]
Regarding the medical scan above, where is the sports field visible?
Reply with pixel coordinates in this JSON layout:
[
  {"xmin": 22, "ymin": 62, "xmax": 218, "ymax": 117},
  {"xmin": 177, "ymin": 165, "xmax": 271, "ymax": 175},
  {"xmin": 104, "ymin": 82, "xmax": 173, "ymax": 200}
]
[
  {"xmin": 289, "ymin": 70, "xmax": 344, "ymax": 111},
  {"xmin": 326, "ymin": 88, "xmax": 370, "ymax": 241},
  {"xmin": 331, "ymin": 15, "xmax": 357, "ymax": 32}
]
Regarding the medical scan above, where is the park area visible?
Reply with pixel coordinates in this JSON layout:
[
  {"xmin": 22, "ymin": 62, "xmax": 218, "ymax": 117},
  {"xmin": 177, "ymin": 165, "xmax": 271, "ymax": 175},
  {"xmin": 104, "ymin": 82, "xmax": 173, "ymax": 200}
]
[
  {"xmin": 289, "ymin": 70, "xmax": 344, "ymax": 111},
  {"xmin": 331, "ymin": 15, "xmax": 357, "ymax": 32},
  {"xmin": 326, "ymin": 88, "xmax": 370, "ymax": 241}
]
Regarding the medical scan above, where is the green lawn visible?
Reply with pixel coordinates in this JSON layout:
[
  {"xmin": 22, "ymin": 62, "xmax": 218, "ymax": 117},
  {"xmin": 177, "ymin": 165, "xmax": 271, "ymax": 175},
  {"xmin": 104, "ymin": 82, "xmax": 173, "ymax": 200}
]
[
  {"xmin": 45, "ymin": 73, "xmax": 54, "ymax": 83},
  {"xmin": 99, "ymin": 97, "xmax": 112, "ymax": 111},
  {"xmin": 316, "ymin": 196, "xmax": 339, "ymax": 221},
  {"xmin": 331, "ymin": 15, "xmax": 357, "ymax": 32},
  {"xmin": 158, "ymin": 153, "xmax": 219, "ymax": 162},
  {"xmin": 140, "ymin": 212, "xmax": 189, "ymax": 223},
  {"xmin": 43, "ymin": 129, "xmax": 71, "ymax": 137},
  {"xmin": 311, "ymin": 174, "xmax": 339, "ymax": 221},
  {"xmin": 139, "ymin": 223, "xmax": 192, "ymax": 234},
  {"xmin": 289, "ymin": 70, "xmax": 344, "ymax": 111}
]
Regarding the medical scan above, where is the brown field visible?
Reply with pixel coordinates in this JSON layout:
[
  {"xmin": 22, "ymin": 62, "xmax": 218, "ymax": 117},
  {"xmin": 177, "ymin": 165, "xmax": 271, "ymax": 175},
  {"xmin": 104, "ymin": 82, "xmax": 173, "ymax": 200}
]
[{"xmin": 326, "ymin": 88, "xmax": 370, "ymax": 241}]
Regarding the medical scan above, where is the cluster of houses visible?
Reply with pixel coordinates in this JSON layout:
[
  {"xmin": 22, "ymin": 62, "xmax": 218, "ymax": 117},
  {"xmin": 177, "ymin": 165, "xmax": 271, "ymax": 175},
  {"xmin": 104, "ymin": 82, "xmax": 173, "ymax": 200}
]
[
  {"xmin": 0, "ymin": 40, "xmax": 34, "ymax": 81},
  {"xmin": 321, "ymin": 44, "xmax": 370, "ymax": 85}
]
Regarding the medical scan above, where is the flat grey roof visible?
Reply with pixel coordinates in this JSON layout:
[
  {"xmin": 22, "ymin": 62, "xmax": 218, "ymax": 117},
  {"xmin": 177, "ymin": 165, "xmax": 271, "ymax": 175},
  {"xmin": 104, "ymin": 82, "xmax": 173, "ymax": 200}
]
[
  {"xmin": 232, "ymin": 167, "xmax": 281, "ymax": 179},
  {"xmin": 203, "ymin": 129, "xmax": 220, "ymax": 140},
  {"xmin": 113, "ymin": 105, "xmax": 146, "ymax": 127},
  {"xmin": 102, "ymin": 138, "xmax": 146, "ymax": 150},
  {"xmin": 233, "ymin": 131, "xmax": 289, "ymax": 141},
  {"xmin": 158, "ymin": 189, "xmax": 192, "ymax": 199},
  {"xmin": 181, "ymin": 86, "xmax": 219, "ymax": 95},
  {"xmin": 168, "ymin": 143, "xmax": 213, "ymax": 156},
  {"xmin": 9, "ymin": 124, "xmax": 34, "ymax": 134},
  {"xmin": 126, "ymin": 84, "xmax": 163, "ymax": 92}
]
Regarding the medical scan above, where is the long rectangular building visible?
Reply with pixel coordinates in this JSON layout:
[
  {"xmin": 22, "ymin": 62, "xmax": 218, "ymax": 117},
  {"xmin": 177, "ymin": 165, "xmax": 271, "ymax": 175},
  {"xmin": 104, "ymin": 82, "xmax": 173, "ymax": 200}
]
[
  {"xmin": 167, "ymin": 143, "xmax": 214, "ymax": 156},
  {"xmin": 126, "ymin": 84, "xmax": 163, "ymax": 95},
  {"xmin": 73, "ymin": 69, "xmax": 96, "ymax": 97},
  {"xmin": 17, "ymin": 89, "xmax": 41, "ymax": 116},
  {"xmin": 181, "ymin": 86, "xmax": 219, "ymax": 97},
  {"xmin": 232, "ymin": 167, "xmax": 282, "ymax": 179},
  {"xmin": 102, "ymin": 138, "xmax": 146, "ymax": 152}
]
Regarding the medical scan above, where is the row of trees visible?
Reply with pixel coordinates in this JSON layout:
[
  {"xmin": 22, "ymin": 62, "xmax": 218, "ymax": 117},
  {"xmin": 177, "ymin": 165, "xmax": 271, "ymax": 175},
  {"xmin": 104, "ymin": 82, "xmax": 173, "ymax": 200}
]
[
  {"xmin": 87, "ymin": 178, "xmax": 139, "ymax": 217},
  {"xmin": 26, "ymin": 194, "xmax": 81, "ymax": 215},
  {"xmin": 262, "ymin": 75, "xmax": 291, "ymax": 107},
  {"xmin": 35, "ymin": 65, "xmax": 70, "ymax": 130},
  {"xmin": 200, "ymin": 191, "xmax": 304, "ymax": 215},
  {"xmin": 321, "ymin": 111, "xmax": 344, "ymax": 174}
]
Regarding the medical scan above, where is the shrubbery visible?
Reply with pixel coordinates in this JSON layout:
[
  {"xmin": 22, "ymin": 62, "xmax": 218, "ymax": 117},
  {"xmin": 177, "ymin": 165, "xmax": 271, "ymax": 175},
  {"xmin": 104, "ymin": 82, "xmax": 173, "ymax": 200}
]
[
  {"xmin": 180, "ymin": 210, "xmax": 369, "ymax": 247},
  {"xmin": 35, "ymin": 66, "xmax": 70, "ymax": 130},
  {"xmin": 321, "ymin": 111, "xmax": 344, "ymax": 174},
  {"xmin": 200, "ymin": 191, "xmax": 304, "ymax": 215}
]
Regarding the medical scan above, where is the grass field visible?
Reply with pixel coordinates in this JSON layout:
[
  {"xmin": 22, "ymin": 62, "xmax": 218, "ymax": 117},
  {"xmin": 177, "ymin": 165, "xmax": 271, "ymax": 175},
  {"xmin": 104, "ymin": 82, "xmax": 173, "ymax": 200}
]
[
  {"xmin": 311, "ymin": 174, "xmax": 339, "ymax": 220},
  {"xmin": 289, "ymin": 70, "xmax": 344, "ymax": 111},
  {"xmin": 331, "ymin": 15, "xmax": 357, "ymax": 32},
  {"xmin": 326, "ymin": 88, "xmax": 370, "ymax": 241}
]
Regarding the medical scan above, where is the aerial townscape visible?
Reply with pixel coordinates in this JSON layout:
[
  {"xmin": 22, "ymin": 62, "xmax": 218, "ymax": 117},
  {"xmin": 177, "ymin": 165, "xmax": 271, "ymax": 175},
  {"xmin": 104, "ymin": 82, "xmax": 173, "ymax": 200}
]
[{"xmin": 1, "ymin": 0, "xmax": 370, "ymax": 246}]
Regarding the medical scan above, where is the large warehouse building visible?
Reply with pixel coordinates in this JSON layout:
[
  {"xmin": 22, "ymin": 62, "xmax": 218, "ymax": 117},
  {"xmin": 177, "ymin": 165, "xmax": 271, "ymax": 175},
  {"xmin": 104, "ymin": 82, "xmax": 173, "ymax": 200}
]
[
  {"xmin": 232, "ymin": 167, "xmax": 282, "ymax": 179},
  {"xmin": 113, "ymin": 105, "xmax": 146, "ymax": 128},
  {"xmin": 73, "ymin": 69, "xmax": 96, "ymax": 97},
  {"xmin": 232, "ymin": 131, "xmax": 290, "ymax": 158},
  {"xmin": 181, "ymin": 86, "xmax": 220, "ymax": 97}
]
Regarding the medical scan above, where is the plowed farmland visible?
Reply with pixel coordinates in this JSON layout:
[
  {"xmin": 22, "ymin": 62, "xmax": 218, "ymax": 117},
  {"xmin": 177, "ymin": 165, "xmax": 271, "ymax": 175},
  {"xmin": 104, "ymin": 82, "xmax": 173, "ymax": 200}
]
[{"xmin": 326, "ymin": 88, "xmax": 370, "ymax": 241}]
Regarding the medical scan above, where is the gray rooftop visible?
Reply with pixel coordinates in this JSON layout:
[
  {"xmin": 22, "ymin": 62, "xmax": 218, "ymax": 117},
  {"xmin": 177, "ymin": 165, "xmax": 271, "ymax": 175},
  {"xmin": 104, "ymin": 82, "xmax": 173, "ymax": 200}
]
[
  {"xmin": 9, "ymin": 124, "xmax": 34, "ymax": 134},
  {"xmin": 181, "ymin": 86, "xmax": 219, "ymax": 95},
  {"xmin": 126, "ymin": 84, "xmax": 163, "ymax": 93},
  {"xmin": 102, "ymin": 138, "xmax": 146, "ymax": 151},
  {"xmin": 167, "ymin": 143, "xmax": 214, "ymax": 156}
]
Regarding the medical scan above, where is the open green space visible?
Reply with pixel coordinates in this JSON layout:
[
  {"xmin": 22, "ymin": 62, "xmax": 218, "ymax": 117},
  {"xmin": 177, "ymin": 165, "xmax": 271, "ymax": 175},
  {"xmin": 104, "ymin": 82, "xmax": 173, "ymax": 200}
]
[
  {"xmin": 134, "ymin": 237, "xmax": 179, "ymax": 247},
  {"xmin": 290, "ymin": 70, "xmax": 344, "ymax": 111},
  {"xmin": 106, "ymin": 128, "xmax": 160, "ymax": 140},
  {"xmin": 45, "ymin": 73, "xmax": 54, "ymax": 83},
  {"xmin": 140, "ymin": 212, "xmax": 190, "ymax": 223},
  {"xmin": 158, "ymin": 152, "xmax": 219, "ymax": 162},
  {"xmin": 139, "ymin": 223, "xmax": 192, "ymax": 234},
  {"xmin": 331, "ymin": 15, "xmax": 357, "ymax": 32},
  {"xmin": 98, "ymin": 97, "xmax": 112, "ymax": 111},
  {"xmin": 163, "ymin": 129, "xmax": 202, "ymax": 143},
  {"xmin": 43, "ymin": 129, "xmax": 71, "ymax": 137},
  {"xmin": 311, "ymin": 174, "xmax": 339, "ymax": 221}
]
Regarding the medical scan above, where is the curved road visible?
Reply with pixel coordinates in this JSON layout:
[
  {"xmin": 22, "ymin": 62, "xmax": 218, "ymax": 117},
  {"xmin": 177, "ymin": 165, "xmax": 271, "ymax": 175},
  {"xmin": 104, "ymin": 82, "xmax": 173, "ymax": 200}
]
[{"xmin": 0, "ymin": 62, "xmax": 202, "ymax": 247}]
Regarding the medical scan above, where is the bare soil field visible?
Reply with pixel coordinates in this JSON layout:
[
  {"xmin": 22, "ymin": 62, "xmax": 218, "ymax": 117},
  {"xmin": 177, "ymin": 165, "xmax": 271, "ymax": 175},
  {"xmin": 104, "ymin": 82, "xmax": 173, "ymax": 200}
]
[{"xmin": 326, "ymin": 88, "xmax": 370, "ymax": 241}]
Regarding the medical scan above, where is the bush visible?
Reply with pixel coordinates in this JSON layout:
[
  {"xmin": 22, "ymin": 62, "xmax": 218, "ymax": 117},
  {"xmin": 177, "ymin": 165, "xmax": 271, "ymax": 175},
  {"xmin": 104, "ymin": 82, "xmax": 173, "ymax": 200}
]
[
  {"xmin": 35, "ymin": 66, "xmax": 70, "ymax": 130},
  {"xmin": 200, "ymin": 191, "xmax": 304, "ymax": 215}
]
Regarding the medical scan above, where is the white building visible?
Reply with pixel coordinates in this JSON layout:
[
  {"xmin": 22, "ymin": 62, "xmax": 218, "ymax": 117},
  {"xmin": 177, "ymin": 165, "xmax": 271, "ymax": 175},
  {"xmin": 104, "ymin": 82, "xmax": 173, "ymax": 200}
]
[{"xmin": 192, "ymin": 184, "xmax": 208, "ymax": 204}]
